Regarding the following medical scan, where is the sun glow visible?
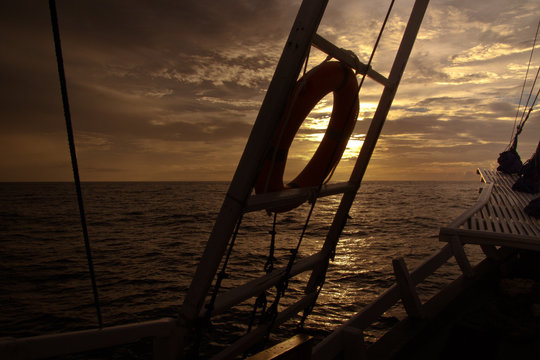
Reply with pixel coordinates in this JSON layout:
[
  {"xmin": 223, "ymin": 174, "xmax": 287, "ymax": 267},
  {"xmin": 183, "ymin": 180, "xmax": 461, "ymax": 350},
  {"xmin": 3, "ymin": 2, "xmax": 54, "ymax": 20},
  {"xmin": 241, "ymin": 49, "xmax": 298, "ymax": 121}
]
[
  {"xmin": 343, "ymin": 134, "xmax": 365, "ymax": 159},
  {"xmin": 285, "ymin": 94, "xmax": 368, "ymax": 177}
]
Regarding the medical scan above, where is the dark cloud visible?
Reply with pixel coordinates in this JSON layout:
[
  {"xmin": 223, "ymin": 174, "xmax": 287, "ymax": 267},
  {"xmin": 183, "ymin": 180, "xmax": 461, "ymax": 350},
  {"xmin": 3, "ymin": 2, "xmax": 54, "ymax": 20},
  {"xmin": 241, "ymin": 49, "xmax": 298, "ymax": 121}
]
[{"xmin": 1, "ymin": 0, "xmax": 539, "ymax": 180}]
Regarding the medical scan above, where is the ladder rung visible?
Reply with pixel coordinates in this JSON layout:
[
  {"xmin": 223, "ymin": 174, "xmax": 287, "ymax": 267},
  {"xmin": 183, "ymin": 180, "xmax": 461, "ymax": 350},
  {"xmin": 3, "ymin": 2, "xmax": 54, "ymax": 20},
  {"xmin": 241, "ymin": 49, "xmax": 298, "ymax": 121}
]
[
  {"xmin": 199, "ymin": 252, "xmax": 326, "ymax": 318},
  {"xmin": 312, "ymin": 34, "xmax": 388, "ymax": 86},
  {"xmin": 244, "ymin": 181, "xmax": 355, "ymax": 213}
]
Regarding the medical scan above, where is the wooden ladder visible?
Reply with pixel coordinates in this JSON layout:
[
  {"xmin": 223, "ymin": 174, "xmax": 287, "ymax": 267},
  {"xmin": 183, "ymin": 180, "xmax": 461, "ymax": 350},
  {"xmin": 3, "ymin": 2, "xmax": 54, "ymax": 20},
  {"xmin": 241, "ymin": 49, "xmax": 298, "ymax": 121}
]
[{"xmin": 178, "ymin": 0, "xmax": 430, "ymax": 358}]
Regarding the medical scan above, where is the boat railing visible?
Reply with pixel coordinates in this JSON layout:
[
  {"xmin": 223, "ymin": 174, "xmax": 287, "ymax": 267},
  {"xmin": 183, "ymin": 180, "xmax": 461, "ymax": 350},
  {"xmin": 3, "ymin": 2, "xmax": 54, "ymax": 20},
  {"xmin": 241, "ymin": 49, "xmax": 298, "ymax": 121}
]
[
  {"xmin": 312, "ymin": 240, "xmax": 502, "ymax": 360},
  {"xmin": 0, "ymin": 317, "xmax": 178, "ymax": 360},
  {"xmin": 199, "ymin": 252, "xmax": 327, "ymax": 318},
  {"xmin": 0, "ymin": 238, "xmax": 497, "ymax": 360},
  {"xmin": 312, "ymin": 167, "xmax": 540, "ymax": 359}
]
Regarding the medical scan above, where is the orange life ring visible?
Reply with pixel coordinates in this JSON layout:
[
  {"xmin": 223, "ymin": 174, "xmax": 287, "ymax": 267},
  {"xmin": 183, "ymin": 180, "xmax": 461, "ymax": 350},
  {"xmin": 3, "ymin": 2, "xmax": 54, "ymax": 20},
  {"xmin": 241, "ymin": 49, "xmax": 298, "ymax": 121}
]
[{"xmin": 255, "ymin": 61, "xmax": 358, "ymax": 209}]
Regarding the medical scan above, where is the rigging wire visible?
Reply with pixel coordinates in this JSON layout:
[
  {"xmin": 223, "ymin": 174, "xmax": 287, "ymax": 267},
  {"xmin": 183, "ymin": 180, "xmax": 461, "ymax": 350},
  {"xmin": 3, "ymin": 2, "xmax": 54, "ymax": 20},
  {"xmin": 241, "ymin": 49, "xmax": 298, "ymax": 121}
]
[
  {"xmin": 324, "ymin": 0, "xmax": 396, "ymax": 185},
  {"xmin": 516, "ymin": 66, "xmax": 540, "ymax": 140},
  {"xmin": 357, "ymin": 0, "xmax": 396, "ymax": 96},
  {"xmin": 48, "ymin": 0, "xmax": 103, "ymax": 329},
  {"xmin": 521, "ymin": 79, "xmax": 540, "ymax": 130},
  {"xmin": 299, "ymin": 0, "xmax": 397, "ymax": 328},
  {"xmin": 203, "ymin": 0, "xmax": 398, "ymax": 349},
  {"xmin": 509, "ymin": 18, "xmax": 540, "ymax": 150},
  {"xmin": 261, "ymin": 0, "xmax": 397, "ymax": 339},
  {"xmin": 204, "ymin": 215, "xmax": 244, "ymax": 322}
]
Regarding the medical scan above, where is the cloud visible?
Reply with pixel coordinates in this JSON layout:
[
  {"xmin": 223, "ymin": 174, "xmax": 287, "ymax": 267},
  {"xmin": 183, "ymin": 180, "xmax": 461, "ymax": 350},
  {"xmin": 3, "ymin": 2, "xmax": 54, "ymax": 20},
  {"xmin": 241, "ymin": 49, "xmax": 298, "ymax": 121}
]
[
  {"xmin": 1, "ymin": 0, "xmax": 539, "ymax": 181},
  {"xmin": 451, "ymin": 43, "xmax": 529, "ymax": 65}
]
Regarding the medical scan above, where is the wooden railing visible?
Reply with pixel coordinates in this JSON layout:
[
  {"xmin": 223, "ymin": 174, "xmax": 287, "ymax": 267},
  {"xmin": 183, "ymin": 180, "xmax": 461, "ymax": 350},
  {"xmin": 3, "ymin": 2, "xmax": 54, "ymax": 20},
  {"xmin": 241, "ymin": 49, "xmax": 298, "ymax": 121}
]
[
  {"xmin": 0, "ymin": 318, "xmax": 178, "ymax": 360},
  {"xmin": 311, "ymin": 242, "xmax": 496, "ymax": 360}
]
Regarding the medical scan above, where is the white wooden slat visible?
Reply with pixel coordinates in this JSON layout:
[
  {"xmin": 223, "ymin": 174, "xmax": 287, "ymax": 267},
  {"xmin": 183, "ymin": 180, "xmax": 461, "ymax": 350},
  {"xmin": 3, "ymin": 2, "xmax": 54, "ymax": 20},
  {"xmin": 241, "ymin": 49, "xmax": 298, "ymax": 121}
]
[
  {"xmin": 497, "ymin": 184, "xmax": 540, "ymax": 236},
  {"xmin": 479, "ymin": 168, "xmax": 495, "ymax": 183},
  {"xmin": 441, "ymin": 169, "xmax": 540, "ymax": 251},
  {"xmin": 480, "ymin": 207, "xmax": 494, "ymax": 232},
  {"xmin": 449, "ymin": 228, "xmax": 540, "ymax": 251},
  {"xmin": 485, "ymin": 203, "xmax": 502, "ymax": 233},
  {"xmin": 470, "ymin": 215, "xmax": 480, "ymax": 231},
  {"xmin": 496, "ymin": 186, "xmax": 531, "ymax": 236},
  {"xmin": 478, "ymin": 212, "xmax": 489, "ymax": 231},
  {"xmin": 465, "ymin": 217, "xmax": 473, "ymax": 230},
  {"xmin": 491, "ymin": 193, "xmax": 516, "ymax": 234}
]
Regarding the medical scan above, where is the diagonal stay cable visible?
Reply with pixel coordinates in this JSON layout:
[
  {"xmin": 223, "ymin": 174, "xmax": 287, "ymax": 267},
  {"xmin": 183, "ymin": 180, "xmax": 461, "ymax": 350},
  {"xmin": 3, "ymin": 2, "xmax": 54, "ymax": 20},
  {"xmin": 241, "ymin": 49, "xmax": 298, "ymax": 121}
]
[
  {"xmin": 519, "ymin": 65, "xmax": 540, "ymax": 128},
  {"xmin": 273, "ymin": 0, "xmax": 398, "ymax": 309},
  {"xmin": 520, "ymin": 77, "xmax": 540, "ymax": 130},
  {"xmin": 325, "ymin": 0, "xmax": 396, "ymax": 183},
  {"xmin": 49, "ymin": 0, "xmax": 103, "ymax": 329},
  {"xmin": 260, "ymin": 0, "xmax": 397, "ymax": 340},
  {"xmin": 509, "ymin": 18, "xmax": 540, "ymax": 150},
  {"xmin": 357, "ymin": 0, "xmax": 396, "ymax": 96},
  {"xmin": 296, "ymin": 0, "xmax": 397, "ymax": 328}
]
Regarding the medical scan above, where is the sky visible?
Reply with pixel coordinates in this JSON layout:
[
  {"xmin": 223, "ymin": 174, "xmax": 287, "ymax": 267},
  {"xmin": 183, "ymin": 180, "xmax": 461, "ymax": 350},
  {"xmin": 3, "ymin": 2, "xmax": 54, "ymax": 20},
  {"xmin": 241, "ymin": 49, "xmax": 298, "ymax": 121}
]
[{"xmin": 1, "ymin": 0, "xmax": 539, "ymax": 182}]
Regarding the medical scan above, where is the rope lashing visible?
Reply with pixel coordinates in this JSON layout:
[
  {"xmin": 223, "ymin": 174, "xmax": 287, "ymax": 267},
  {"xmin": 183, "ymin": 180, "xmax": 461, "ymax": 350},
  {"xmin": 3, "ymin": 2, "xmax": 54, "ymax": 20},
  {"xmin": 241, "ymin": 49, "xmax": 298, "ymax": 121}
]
[
  {"xmin": 48, "ymin": 0, "xmax": 103, "ymax": 329},
  {"xmin": 261, "ymin": 0, "xmax": 399, "ymax": 334},
  {"xmin": 264, "ymin": 213, "xmax": 278, "ymax": 273},
  {"xmin": 211, "ymin": 0, "xmax": 399, "ymax": 348},
  {"xmin": 261, "ymin": 189, "xmax": 324, "ymax": 341},
  {"xmin": 296, "ymin": 0, "xmax": 398, "ymax": 327},
  {"xmin": 204, "ymin": 215, "xmax": 244, "ymax": 323},
  {"xmin": 247, "ymin": 213, "xmax": 277, "ymax": 334}
]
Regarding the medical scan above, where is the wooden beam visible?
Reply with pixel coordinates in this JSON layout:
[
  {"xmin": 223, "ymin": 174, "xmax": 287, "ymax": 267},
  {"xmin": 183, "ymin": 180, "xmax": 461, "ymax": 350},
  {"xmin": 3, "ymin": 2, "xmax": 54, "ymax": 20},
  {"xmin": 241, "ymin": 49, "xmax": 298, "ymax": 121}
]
[
  {"xmin": 449, "ymin": 235, "xmax": 474, "ymax": 277},
  {"xmin": 0, "ymin": 318, "xmax": 177, "ymax": 360},
  {"xmin": 306, "ymin": 0, "xmax": 431, "ymax": 294},
  {"xmin": 312, "ymin": 244, "xmax": 451, "ymax": 360},
  {"xmin": 341, "ymin": 327, "xmax": 367, "ymax": 360},
  {"xmin": 199, "ymin": 252, "xmax": 326, "ymax": 317},
  {"xmin": 393, "ymin": 257, "xmax": 424, "ymax": 318},
  {"xmin": 247, "ymin": 334, "xmax": 314, "ymax": 360},
  {"xmin": 178, "ymin": 0, "xmax": 330, "ymax": 343},
  {"xmin": 312, "ymin": 34, "xmax": 388, "ymax": 86},
  {"xmin": 409, "ymin": 243, "xmax": 453, "ymax": 285},
  {"xmin": 480, "ymin": 245, "xmax": 500, "ymax": 259}
]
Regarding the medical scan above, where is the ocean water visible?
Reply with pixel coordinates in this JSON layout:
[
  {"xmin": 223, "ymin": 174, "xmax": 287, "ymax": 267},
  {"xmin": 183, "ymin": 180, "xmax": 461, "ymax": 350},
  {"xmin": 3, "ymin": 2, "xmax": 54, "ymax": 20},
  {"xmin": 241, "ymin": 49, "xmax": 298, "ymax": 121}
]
[{"xmin": 0, "ymin": 181, "xmax": 485, "ymax": 357}]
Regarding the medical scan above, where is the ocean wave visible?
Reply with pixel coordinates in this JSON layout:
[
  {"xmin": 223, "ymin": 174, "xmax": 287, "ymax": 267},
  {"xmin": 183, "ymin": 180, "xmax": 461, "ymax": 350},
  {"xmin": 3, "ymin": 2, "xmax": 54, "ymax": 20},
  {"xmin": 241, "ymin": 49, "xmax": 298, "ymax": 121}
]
[{"xmin": 0, "ymin": 181, "xmax": 479, "ymax": 349}]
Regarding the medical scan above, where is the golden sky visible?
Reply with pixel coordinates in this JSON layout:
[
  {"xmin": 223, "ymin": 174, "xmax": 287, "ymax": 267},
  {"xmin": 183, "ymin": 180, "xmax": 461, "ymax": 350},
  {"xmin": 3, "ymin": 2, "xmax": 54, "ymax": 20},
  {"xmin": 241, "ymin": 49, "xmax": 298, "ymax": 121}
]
[{"xmin": 1, "ymin": 0, "xmax": 539, "ymax": 181}]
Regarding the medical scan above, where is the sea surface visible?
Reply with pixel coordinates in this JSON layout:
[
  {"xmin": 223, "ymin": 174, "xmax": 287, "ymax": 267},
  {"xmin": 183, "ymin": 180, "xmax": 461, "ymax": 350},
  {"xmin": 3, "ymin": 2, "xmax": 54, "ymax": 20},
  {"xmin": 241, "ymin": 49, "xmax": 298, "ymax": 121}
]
[{"xmin": 0, "ymin": 181, "xmax": 486, "ymax": 358}]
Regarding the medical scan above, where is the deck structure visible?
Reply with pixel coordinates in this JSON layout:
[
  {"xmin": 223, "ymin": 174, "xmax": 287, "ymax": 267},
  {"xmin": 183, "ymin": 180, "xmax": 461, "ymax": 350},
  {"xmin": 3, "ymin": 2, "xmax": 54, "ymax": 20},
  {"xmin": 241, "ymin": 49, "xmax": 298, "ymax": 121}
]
[
  {"xmin": 440, "ymin": 169, "xmax": 540, "ymax": 257},
  {"xmin": 310, "ymin": 169, "xmax": 540, "ymax": 359}
]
